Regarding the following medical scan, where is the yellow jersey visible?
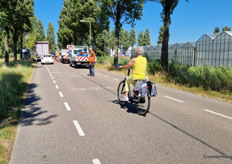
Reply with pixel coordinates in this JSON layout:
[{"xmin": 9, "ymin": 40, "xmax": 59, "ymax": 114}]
[{"xmin": 132, "ymin": 56, "xmax": 147, "ymax": 80}]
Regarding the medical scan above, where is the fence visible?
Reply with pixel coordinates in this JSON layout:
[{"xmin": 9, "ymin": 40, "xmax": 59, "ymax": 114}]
[{"xmin": 131, "ymin": 31, "xmax": 232, "ymax": 67}]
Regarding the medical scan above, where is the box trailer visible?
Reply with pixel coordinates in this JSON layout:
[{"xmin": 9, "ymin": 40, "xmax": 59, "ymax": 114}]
[{"xmin": 36, "ymin": 41, "xmax": 49, "ymax": 61}]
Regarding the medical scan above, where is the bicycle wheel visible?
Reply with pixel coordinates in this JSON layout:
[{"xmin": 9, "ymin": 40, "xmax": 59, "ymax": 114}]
[
  {"xmin": 117, "ymin": 81, "xmax": 127, "ymax": 106},
  {"xmin": 135, "ymin": 93, "xmax": 150, "ymax": 116}
]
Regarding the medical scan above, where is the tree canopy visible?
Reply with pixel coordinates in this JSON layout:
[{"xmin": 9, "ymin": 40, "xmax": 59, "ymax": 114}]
[
  {"xmin": 144, "ymin": 28, "xmax": 151, "ymax": 46},
  {"xmin": 104, "ymin": 0, "xmax": 144, "ymax": 64},
  {"xmin": 57, "ymin": 0, "xmax": 109, "ymax": 50},
  {"xmin": 138, "ymin": 31, "xmax": 144, "ymax": 46},
  {"xmin": 46, "ymin": 22, "xmax": 56, "ymax": 53},
  {"xmin": 0, "ymin": 0, "xmax": 34, "ymax": 62},
  {"xmin": 157, "ymin": 25, "xmax": 164, "ymax": 44},
  {"xmin": 129, "ymin": 28, "xmax": 136, "ymax": 49}
]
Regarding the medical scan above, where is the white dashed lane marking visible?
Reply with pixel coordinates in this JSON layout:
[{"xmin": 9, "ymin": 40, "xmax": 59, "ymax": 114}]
[
  {"xmin": 112, "ymin": 78, "xmax": 119, "ymax": 81},
  {"xmin": 59, "ymin": 92, "xmax": 64, "ymax": 97},
  {"xmin": 55, "ymin": 85, "xmax": 59, "ymax": 89},
  {"xmin": 73, "ymin": 120, "xmax": 85, "ymax": 136},
  {"xmin": 92, "ymin": 158, "xmax": 101, "ymax": 164},
  {"xmin": 64, "ymin": 102, "xmax": 71, "ymax": 111},
  {"xmin": 164, "ymin": 96, "xmax": 184, "ymax": 103},
  {"xmin": 203, "ymin": 109, "xmax": 232, "ymax": 120}
]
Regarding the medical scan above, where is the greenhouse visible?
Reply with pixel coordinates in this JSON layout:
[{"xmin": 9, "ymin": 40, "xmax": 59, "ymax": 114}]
[
  {"xmin": 181, "ymin": 42, "xmax": 196, "ymax": 65},
  {"xmin": 195, "ymin": 33, "xmax": 219, "ymax": 66},
  {"xmin": 169, "ymin": 42, "xmax": 186, "ymax": 63},
  {"xmin": 146, "ymin": 45, "xmax": 161, "ymax": 60},
  {"xmin": 131, "ymin": 31, "xmax": 232, "ymax": 67}
]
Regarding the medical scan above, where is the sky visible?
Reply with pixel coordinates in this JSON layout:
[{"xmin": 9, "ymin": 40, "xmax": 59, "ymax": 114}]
[{"xmin": 34, "ymin": 0, "xmax": 232, "ymax": 45}]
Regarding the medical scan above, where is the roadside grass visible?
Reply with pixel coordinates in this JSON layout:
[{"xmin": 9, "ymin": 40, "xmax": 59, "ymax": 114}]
[
  {"xmin": 95, "ymin": 57, "xmax": 232, "ymax": 103},
  {"xmin": 0, "ymin": 58, "xmax": 35, "ymax": 164}
]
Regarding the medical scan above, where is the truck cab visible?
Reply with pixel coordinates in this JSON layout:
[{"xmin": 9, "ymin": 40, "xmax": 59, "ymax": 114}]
[{"xmin": 70, "ymin": 46, "xmax": 89, "ymax": 67}]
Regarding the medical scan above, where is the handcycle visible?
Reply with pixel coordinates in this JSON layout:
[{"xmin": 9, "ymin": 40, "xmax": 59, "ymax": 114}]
[{"xmin": 117, "ymin": 68, "xmax": 151, "ymax": 116}]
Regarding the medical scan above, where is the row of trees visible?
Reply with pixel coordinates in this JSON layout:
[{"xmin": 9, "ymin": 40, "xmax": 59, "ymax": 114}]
[
  {"xmin": 138, "ymin": 28, "xmax": 151, "ymax": 46},
  {"xmin": 88, "ymin": 28, "xmax": 136, "ymax": 56},
  {"xmin": 57, "ymin": 0, "xmax": 144, "ymax": 64},
  {"xmin": 0, "ymin": 0, "xmax": 56, "ymax": 63},
  {"xmin": 0, "ymin": 0, "xmax": 34, "ymax": 63},
  {"xmin": 214, "ymin": 26, "xmax": 231, "ymax": 34},
  {"xmin": 25, "ymin": 19, "xmax": 56, "ymax": 54},
  {"xmin": 58, "ymin": 0, "xmax": 189, "ymax": 70}
]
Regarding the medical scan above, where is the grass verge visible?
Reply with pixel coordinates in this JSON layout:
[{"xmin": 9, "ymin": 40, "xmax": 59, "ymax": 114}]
[
  {"xmin": 95, "ymin": 58, "xmax": 232, "ymax": 103},
  {"xmin": 0, "ymin": 58, "xmax": 35, "ymax": 164}
]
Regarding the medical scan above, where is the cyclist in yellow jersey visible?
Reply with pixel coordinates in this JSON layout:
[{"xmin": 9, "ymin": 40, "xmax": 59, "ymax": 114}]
[{"xmin": 119, "ymin": 47, "xmax": 147, "ymax": 101}]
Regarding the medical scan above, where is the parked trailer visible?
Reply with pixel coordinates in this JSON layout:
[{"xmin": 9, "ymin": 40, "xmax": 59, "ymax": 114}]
[{"xmin": 36, "ymin": 41, "xmax": 49, "ymax": 61}]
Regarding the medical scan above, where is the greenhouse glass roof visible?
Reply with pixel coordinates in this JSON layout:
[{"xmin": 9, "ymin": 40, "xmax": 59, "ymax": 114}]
[
  {"xmin": 188, "ymin": 42, "xmax": 196, "ymax": 47},
  {"xmin": 205, "ymin": 33, "xmax": 219, "ymax": 39},
  {"xmin": 224, "ymin": 31, "xmax": 232, "ymax": 36}
]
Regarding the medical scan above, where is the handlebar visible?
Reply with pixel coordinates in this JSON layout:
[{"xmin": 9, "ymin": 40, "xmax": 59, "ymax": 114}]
[{"xmin": 118, "ymin": 66, "xmax": 131, "ymax": 76}]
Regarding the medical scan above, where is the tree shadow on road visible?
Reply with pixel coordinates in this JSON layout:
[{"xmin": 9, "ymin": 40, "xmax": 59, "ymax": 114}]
[{"xmin": 20, "ymin": 83, "xmax": 58, "ymax": 126}]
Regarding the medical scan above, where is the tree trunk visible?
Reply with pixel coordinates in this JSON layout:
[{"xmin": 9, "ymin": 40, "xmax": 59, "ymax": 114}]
[
  {"xmin": 4, "ymin": 34, "xmax": 9, "ymax": 63},
  {"xmin": 13, "ymin": 32, "xmax": 18, "ymax": 61},
  {"xmin": 20, "ymin": 33, "xmax": 23, "ymax": 59},
  {"xmin": 92, "ymin": 32, "xmax": 96, "ymax": 52},
  {"xmin": 161, "ymin": 21, "xmax": 170, "ymax": 71},
  {"xmin": 114, "ymin": 19, "xmax": 121, "ymax": 65},
  {"xmin": 114, "ymin": 37, "xmax": 119, "ymax": 65},
  {"xmin": 113, "ymin": 0, "xmax": 121, "ymax": 65}
]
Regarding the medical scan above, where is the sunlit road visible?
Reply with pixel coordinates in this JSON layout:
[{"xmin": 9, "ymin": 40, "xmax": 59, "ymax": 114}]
[{"xmin": 10, "ymin": 61, "xmax": 232, "ymax": 164}]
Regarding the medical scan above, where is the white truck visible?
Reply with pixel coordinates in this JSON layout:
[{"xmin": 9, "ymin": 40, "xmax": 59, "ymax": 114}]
[
  {"xmin": 36, "ymin": 41, "xmax": 49, "ymax": 61},
  {"xmin": 60, "ymin": 49, "xmax": 69, "ymax": 63},
  {"xmin": 69, "ymin": 46, "xmax": 90, "ymax": 67}
]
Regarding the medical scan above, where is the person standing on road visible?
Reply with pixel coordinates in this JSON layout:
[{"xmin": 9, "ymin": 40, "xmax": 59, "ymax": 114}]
[
  {"xmin": 88, "ymin": 47, "xmax": 96, "ymax": 76},
  {"xmin": 119, "ymin": 46, "xmax": 147, "ymax": 101}
]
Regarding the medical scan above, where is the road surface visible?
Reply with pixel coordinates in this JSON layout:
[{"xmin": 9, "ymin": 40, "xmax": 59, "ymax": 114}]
[{"xmin": 10, "ymin": 61, "xmax": 232, "ymax": 164}]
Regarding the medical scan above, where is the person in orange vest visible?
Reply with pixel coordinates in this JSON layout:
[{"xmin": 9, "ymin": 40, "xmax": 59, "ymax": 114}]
[{"xmin": 88, "ymin": 47, "xmax": 96, "ymax": 76}]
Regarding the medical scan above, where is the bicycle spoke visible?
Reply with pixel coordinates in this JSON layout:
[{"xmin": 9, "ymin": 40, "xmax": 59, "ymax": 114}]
[{"xmin": 117, "ymin": 81, "xmax": 127, "ymax": 106}]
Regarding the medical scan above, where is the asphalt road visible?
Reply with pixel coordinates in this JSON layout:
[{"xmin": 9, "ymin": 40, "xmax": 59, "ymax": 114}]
[{"xmin": 10, "ymin": 61, "xmax": 232, "ymax": 164}]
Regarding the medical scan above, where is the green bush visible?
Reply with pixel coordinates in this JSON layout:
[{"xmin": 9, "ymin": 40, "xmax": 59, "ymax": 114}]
[
  {"xmin": 147, "ymin": 60, "xmax": 163, "ymax": 74},
  {"xmin": 147, "ymin": 59, "xmax": 232, "ymax": 93}
]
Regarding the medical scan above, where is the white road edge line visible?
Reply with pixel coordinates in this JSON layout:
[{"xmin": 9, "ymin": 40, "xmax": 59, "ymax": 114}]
[
  {"xmin": 64, "ymin": 102, "xmax": 71, "ymax": 111},
  {"xmin": 203, "ymin": 109, "xmax": 232, "ymax": 120},
  {"xmin": 164, "ymin": 96, "xmax": 184, "ymax": 103},
  {"xmin": 73, "ymin": 120, "xmax": 85, "ymax": 136},
  {"xmin": 92, "ymin": 158, "xmax": 101, "ymax": 164},
  {"xmin": 104, "ymin": 75, "xmax": 109, "ymax": 77},
  {"xmin": 55, "ymin": 85, "xmax": 59, "ymax": 89},
  {"xmin": 112, "ymin": 78, "xmax": 119, "ymax": 81},
  {"xmin": 59, "ymin": 92, "xmax": 64, "ymax": 97},
  {"xmin": 53, "ymin": 80, "xmax": 56, "ymax": 84},
  {"xmin": 45, "ymin": 65, "xmax": 50, "ymax": 72}
]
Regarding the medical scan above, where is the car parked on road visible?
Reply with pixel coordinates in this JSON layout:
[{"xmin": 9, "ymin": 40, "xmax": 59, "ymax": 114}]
[
  {"xmin": 41, "ymin": 54, "xmax": 54, "ymax": 64},
  {"xmin": 22, "ymin": 49, "xmax": 31, "ymax": 59}
]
